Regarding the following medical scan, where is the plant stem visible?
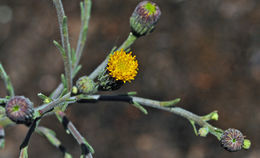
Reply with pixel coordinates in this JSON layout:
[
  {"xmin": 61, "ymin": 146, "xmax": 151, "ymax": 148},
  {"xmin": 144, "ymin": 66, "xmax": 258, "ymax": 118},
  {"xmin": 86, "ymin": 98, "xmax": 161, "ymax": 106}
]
[
  {"xmin": 36, "ymin": 93, "xmax": 71, "ymax": 115},
  {"xmin": 117, "ymin": 32, "xmax": 137, "ymax": 50},
  {"xmin": 36, "ymin": 126, "xmax": 72, "ymax": 157},
  {"xmin": 57, "ymin": 111, "xmax": 94, "ymax": 157},
  {"xmin": 74, "ymin": 0, "xmax": 92, "ymax": 69},
  {"xmin": 78, "ymin": 94, "xmax": 223, "ymax": 139},
  {"xmin": 0, "ymin": 126, "xmax": 5, "ymax": 148},
  {"xmin": 53, "ymin": 0, "xmax": 72, "ymax": 91},
  {"xmin": 88, "ymin": 32, "xmax": 138, "ymax": 80},
  {"xmin": 0, "ymin": 63, "xmax": 15, "ymax": 97}
]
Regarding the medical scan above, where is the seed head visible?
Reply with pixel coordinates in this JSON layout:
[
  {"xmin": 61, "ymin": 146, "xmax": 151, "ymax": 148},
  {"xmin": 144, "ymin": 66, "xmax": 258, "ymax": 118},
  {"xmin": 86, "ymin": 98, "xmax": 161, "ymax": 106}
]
[
  {"xmin": 5, "ymin": 96, "xmax": 34, "ymax": 125},
  {"xmin": 220, "ymin": 128, "xmax": 244, "ymax": 152}
]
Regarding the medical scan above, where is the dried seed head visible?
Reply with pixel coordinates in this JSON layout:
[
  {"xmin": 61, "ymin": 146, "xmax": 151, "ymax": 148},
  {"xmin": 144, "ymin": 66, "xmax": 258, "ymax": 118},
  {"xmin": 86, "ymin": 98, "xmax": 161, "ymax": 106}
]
[
  {"xmin": 220, "ymin": 128, "xmax": 244, "ymax": 152},
  {"xmin": 130, "ymin": 1, "xmax": 161, "ymax": 37},
  {"xmin": 5, "ymin": 96, "xmax": 34, "ymax": 125}
]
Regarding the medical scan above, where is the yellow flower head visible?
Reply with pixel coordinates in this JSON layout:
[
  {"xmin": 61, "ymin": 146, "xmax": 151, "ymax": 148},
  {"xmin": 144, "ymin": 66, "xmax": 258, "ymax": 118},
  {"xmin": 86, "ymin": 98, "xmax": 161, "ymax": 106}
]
[{"xmin": 107, "ymin": 49, "xmax": 138, "ymax": 83}]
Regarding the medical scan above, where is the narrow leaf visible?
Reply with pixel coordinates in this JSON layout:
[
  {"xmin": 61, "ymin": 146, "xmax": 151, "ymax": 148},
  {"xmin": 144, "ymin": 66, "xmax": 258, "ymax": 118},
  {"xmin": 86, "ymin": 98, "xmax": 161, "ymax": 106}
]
[{"xmin": 132, "ymin": 101, "xmax": 148, "ymax": 115}]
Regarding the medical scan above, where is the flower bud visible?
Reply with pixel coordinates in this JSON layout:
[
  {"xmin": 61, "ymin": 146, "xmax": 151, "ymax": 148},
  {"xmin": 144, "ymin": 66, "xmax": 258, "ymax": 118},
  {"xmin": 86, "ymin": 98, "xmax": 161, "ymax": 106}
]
[
  {"xmin": 243, "ymin": 139, "xmax": 251, "ymax": 150},
  {"xmin": 76, "ymin": 76, "xmax": 97, "ymax": 94},
  {"xmin": 130, "ymin": 1, "xmax": 161, "ymax": 37},
  {"xmin": 5, "ymin": 96, "xmax": 34, "ymax": 125},
  {"xmin": 220, "ymin": 128, "xmax": 244, "ymax": 152},
  {"xmin": 198, "ymin": 127, "xmax": 209, "ymax": 137},
  {"xmin": 211, "ymin": 112, "xmax": 219, "ymax": 121}
]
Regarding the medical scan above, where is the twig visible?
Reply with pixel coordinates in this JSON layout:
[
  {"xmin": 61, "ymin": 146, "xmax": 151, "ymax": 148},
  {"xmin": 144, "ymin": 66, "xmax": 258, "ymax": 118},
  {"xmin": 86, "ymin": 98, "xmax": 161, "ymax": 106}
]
[
  {"xmin": 36, "ymin": 93, "xmax": 72, "ymax": 115},
  {"xmin": 74, "ymin": 0, "xmax": 92, "ymax": 69},
  {"xmin": 0, "ymin": 126, "xmax": 5, "ymax": 148},
  {"xmin": 77, "ymin": 94, "xmax": 223, "ymax": 139},
  {"xmin": 0, "ymin": 63, "xmax": 15, "ymax": 97},
  {"xmin": 36, "ymin": 126, "xmax": 72, "ymax": 157},
  {"xmin": 57, "ymin": 111, "xmax": 94, "ymax": 158},
  {"xmin": 50, "ymin": 83, "xmax": 64, "ymax": 99},
  {"xmin": 51, "ymin": 0, "xmax": 92, "ymax": 100},
  {"xmin": 53, "ymin": 0, "xmax": 72, "ymax": 91}
]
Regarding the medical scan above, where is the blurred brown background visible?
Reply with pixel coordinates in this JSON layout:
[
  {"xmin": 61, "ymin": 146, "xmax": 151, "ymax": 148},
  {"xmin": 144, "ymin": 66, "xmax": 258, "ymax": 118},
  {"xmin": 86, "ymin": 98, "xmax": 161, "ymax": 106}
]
[{"xmin": 0, "ymin": 0, "xmax": 260, "ymax": 157}]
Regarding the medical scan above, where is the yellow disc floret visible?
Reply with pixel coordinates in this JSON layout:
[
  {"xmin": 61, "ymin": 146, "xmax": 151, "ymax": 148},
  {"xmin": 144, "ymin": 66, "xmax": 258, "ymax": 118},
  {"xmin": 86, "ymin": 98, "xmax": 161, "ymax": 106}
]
[{"xmin": 107, "ymin": 49, "xmax": 138, "ymax": 83}]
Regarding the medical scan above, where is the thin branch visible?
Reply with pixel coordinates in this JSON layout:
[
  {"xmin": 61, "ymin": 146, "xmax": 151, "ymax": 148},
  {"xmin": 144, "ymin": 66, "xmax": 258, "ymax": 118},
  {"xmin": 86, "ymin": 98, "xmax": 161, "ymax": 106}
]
[
  {"xmin": 36, "ymin": 93, "xmax": 72, "ymax": 115},
  {"xmin": 57, "ymin": 111, "xmax": 94, "ymax": 158},
  {"xmin": 50, "ymin": 83, "xmax": 64, "ymax": 99},
  {"xmin": 74, "ymin": 0, "xmax": 92, "ymax": 69},
  {"xmin": 0, "ymin": 126, "xmax": 5, "ymax": 148},
  {"xmin": 36, "ymin": 126, "xmax": 72, "ymax": 157},
  {"xmin": 53, "ymin": 0, "xmax": 72, "ymax": 91},
  {"xmin": 51, "ymin": 0, "xmax": 92, "ymax": 101},
  {"xmin": 0, "ymin": 63, "xmax": 15, "ymax": 97},
  {"xmin": 77, "ymin": 94, "xmax": 223, "ymax": 139}
]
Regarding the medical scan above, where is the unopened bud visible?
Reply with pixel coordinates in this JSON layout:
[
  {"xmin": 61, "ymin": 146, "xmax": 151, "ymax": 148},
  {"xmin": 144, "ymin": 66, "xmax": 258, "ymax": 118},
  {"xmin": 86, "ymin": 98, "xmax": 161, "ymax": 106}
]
[
  {"xmin": 198, "ymin": 127, "xmax": 209, "ymax": 137},
  {"xmin": 130, "ymin": 1, "xmax": 161, "ymax": 37},
  {"xmin": 76, "ymin": 76, "xmax": 97, "ymax": 94},
  {"xmin": 211, "ymin": 112, "xmax": 219, "ymax": 121},
  {"xmin": 243, "ymin": 139, "xmax": 251, "ymax": 150}
]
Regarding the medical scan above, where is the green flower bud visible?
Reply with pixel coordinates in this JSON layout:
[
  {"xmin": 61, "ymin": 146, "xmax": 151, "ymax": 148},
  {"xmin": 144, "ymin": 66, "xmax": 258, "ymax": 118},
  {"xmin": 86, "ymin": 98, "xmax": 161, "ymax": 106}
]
[
  {"xmin": 75, "ymin": 76, "xmax": 97, "ymax": 94},
  {"xmin": 220, "ymin": 128, "xmax": 244, "ymax": 152},
  {"xmin": 71, "ymin": 86, "xmax": 78, "ymax": 95},
  {"xmin": 198, "ymin": 127, "xmax": 209, "ymax": 137},
  {"xmin": 130, "ymin": 1, "xmax": 161, "ymax": 37},
  {"xmin": 5, "ymin": 96, "xmax": 34, "ymax": 125},
  {"xmin": 243, "ymin": 139, "xmax": 251, "ymax": 150},
  {"xmin": 211, "ymin": 112, "xmax": 219, "ymax": 121}
]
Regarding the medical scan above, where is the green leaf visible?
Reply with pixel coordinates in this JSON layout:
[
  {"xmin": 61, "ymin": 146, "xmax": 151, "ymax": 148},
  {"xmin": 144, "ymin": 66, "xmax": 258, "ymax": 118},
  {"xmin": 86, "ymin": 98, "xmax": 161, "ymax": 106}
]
[
  {"xmin": 53, "ymin": 40, "xmax": 66, "ymax": 57},
  {"xmin": 82, "ymin": 139, "xmax": 95, "ymax": 154},
  {"xmin": 132, "ymin": 101, "xmax": 148, "ymax": 115},
  {"xmin": 71, "ymin": 48, "xmax": 76, "ymax": 65},
  {"xmin": 72, "ymin": 65, "xmax": 82, "ymax": 78},
  {"xmin": 61, "ymin": 74, "xmax": 67, "ymax": 89},
  {"xmin": 189, "ymin": 120, "xmax": 198, "ymax": 136},
  {"xmin": 160, "ymin": 98, "xmax": 181, "ymax": 107}
]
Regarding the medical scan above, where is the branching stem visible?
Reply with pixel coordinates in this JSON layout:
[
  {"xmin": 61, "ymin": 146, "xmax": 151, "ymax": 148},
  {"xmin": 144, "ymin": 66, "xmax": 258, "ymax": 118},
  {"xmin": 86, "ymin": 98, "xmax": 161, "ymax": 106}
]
[
  {"xmin": 53, "ymin": 0, "xmax": 72, "ymax": 91},
  {"xmin": 74, "ymin": 0, "xmax": 92, "ymax": 69}
]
